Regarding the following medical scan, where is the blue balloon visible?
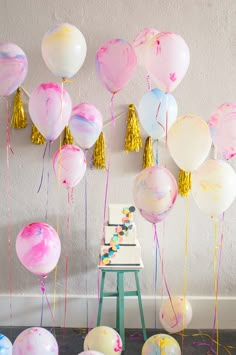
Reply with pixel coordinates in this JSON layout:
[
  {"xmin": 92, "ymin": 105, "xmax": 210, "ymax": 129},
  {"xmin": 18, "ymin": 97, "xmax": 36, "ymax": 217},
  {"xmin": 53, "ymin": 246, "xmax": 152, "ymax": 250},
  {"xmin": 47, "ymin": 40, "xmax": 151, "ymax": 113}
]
[
  {"xmin": 0, "ymin": 334, "xmax": 12, "ymax": 355},
  {"xmin": 138, "ymin": 88, "xmax": 178, "ymax": 139}
]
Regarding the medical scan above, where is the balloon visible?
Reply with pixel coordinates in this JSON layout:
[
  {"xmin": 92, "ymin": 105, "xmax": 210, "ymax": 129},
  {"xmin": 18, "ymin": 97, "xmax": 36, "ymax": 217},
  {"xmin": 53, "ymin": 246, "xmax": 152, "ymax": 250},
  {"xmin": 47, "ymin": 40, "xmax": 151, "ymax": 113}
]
[
  {"xmin": 167, "ymin": 114, "xmax": 212, "ymax": 172},
  {"xmin": 84, "ymin": 326, "xmax": 122, "ymax": 355},
  {"xmin": 53, "ymin": 145, "xmax": 86, "ymax": 189},
  {"xmin": 96, "ymin": 38, "xmax": 137, "ymax": 94},
  {"xmin": 144, "ymin": 32, "xmax": 190, "ymax": 93},
  {"xmin": 142, "ymin": 334, "xmax": 181, "ymax": 355},
  {"xmin": 41, "ymin": 23, "xmax": 87, "ymax": 78},
  {"xmin": 192, "ymin": 159, "xmax": 236, "ymax": 216},
  {"xmin": 16, "ymin": 222, "xmax": 61, "ymax": 276},
  {"xmin": 138, "ymin": 88, "xmax": 178, "ymax": 139},
  {"xmin": 29, "ymin": 82, "xmax": 72, "ymax": 142},
  {"xmin": 209, "ymin": 102, "xmax": 236, "ymax": 160},
  {"xmin": 0, "ymin": 42, "xmax": 28, "ymax": 96},
  {"xmin": 133, "ymin": 28, "xmax": 159, "ymax": 67},
  {"xmin": 12, "ymin": 327, "xmax": 58, "ymax": 354},
  {"xmin": 133, "ymin": 166, "xmax": 177, "ymax": 224},
  {"xmin": 0, "ymin": 334, "xmax": 12, "ymax": 355},
  {"xmin": 78, "ymin": 352, "xmax": 104, "ymax": 355},
  {"xmin": 160, "ymin": 296, "xmax": 192, "ymax": 333},
  {"xmin": 69, "ymin": 102, "xmax": 103, "ymax": 149}
]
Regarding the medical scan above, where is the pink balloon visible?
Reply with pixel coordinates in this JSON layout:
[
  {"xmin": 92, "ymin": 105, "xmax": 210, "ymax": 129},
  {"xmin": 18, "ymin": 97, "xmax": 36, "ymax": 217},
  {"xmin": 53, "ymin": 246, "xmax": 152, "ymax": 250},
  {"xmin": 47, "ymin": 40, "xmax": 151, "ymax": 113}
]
[
  {"xmin": 28, "ymin": 82, "xmax": 72, "ymax": 142},
  {"xmin": 13, "ymin": 327, "xmax": 58, "ymax": 355},
  {"xmin": 16, "ymin": 222, "xmax": 61, "ymax": 276},
  {"xmin": 96, "ymin": 38, "xmax": 137, "ymax": 94},
  {"xmin": 53, "ymin": 144, "xmax": 87, "ymax": 189},
  {"xmin": 0, "ymin": 42, "xmax": 28, "ymax": 96},
  {"xmin": 144, "ymin": 32, "xmax": 190, "ymax": 93},
  {"xmin": 133, "ymin": 166, "xmax": 177, "ymax": 224},
  {"xmin": 133, "ymin": 28, "xmax": 159, "ymax": 67},
  {"xmin": 69, "ymin": 102, "xmax": 103, "ymax": 149},
  {"xmin": 209, "ymin": 103, "xmax": 236, "ymax": 160}
]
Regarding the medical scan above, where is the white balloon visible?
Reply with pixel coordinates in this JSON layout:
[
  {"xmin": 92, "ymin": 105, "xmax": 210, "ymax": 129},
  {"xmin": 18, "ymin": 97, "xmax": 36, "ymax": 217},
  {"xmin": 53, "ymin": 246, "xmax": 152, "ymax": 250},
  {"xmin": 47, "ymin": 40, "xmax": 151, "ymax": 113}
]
[
  {"xmin": 168, "ymin": 114, "xmax": 212, "ymax": 172},
  {"xmin": 160, "ymin": 296, "xmax": 192, "ymax": 334},
  {"xmin": 41, "ymin": 23, "xmax": 87, "ymax": 78},
  {"xmin": 192, "ymin": 159, "xmax": 236, "ymax": 216}
]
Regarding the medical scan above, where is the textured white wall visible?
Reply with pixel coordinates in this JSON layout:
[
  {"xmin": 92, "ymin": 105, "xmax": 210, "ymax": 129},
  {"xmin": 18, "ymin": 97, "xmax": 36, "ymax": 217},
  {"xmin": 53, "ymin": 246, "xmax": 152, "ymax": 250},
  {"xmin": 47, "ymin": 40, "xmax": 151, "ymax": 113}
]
[{"xmin": 0, "ymin": 0, "xmax": 235, "ymax": 327}]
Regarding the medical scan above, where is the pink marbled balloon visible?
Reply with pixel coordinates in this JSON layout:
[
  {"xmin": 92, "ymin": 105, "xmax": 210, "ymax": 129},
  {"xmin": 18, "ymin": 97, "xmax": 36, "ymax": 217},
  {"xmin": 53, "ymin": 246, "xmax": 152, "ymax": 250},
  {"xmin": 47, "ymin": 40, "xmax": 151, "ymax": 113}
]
[
  {"xmin": 53, "ymin": 144, "xmax": 87, "ymax": 189},
  {"xmin": 28, "ymin": 82, "xmax": 72, "ymax": 142},
  {"xmin": 133, "ymin": 166, "xmax": 177, "ymax": 224},
  {"xmin": 16, "ymin": 222, "xmax": 61, "ymax": 276},
  {"xmin": 0, "ymin": 42, "xmax": 28, "ymax": 96},
  {"xmin": 133, "ymin": 28, "xmax": 159, "ymax": 67},
  {"xmin": 69, "ymin": 103, "xmax": 103, "ymax": 149},
  {"xmin": 96, "ymin": 38, "xmax": 137, "ymax": 94},
  {"xmin": 12, "ymin": 327, "xmax": 58, "ymax": 355}
]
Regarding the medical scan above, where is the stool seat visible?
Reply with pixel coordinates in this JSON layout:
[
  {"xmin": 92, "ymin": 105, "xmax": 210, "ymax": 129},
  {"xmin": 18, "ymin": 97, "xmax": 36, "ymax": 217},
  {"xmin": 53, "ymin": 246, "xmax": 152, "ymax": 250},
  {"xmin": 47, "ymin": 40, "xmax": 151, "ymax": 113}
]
[{"xmin": 97, "ymin": 262, "xmax": 147, "ymax": 351}]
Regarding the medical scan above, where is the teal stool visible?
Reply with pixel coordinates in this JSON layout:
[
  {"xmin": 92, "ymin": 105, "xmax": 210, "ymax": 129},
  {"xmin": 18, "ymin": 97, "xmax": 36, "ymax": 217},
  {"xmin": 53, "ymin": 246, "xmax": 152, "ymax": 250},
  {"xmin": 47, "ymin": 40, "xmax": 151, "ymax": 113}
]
[{"xmin": 97, "ymin": 266, "xmax": 147, "ymax": 351}]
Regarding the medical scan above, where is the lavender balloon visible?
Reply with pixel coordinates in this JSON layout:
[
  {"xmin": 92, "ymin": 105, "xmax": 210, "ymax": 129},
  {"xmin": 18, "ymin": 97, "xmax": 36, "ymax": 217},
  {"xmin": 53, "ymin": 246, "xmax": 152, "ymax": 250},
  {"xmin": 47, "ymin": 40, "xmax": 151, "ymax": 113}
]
[
  {"xmin": 12, "ymin": 327, "xmax": 58, "ymax": 355},
  {"xmin": 133, "ymin": 166, "xmax": 177, "ymax": 224},
  {"xmin": 16, "ymin": 222, "xmax": 61, "ymax": 276},
  {"xmin": 0, "ymin": 42, "xmax": 28, "ymax": 96},
  {"xmin": 69, "ymin": 102, "xmax": 103, "ymax": 149},
  {"xmin": 29, "ymin": 82, "xmax": 72, "ymax": 142},
  {"xmin": 0, "ymin": 334, "xmax": 12, "ymax": 355}
]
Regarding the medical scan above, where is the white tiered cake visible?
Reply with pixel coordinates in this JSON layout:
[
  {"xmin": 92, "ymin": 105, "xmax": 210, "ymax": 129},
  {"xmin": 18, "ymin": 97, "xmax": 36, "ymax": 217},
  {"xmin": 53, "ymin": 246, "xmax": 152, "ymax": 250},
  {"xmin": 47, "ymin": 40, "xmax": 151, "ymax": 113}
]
[{"xmin": 100, "ymin": 204, "xmax": 141, "ymax": 266}]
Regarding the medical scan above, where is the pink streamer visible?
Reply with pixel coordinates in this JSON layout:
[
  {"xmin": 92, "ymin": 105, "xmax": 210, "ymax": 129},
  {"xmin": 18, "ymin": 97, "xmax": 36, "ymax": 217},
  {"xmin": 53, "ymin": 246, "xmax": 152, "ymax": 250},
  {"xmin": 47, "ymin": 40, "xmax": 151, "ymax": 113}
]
[
  {"xmin": 153, "ymin": 223, "xmax": 178, "ymax": 328},
  {"xmin": 4, "ymin": 98, "xmax": 13, "ymax": 327},
  {"xmin": 63, "ymin": 189, "xmax": 71, "ymax": 338},
  {"xmin": 146, "ymin": 74, "xmax": 151, "ymax": 91}
]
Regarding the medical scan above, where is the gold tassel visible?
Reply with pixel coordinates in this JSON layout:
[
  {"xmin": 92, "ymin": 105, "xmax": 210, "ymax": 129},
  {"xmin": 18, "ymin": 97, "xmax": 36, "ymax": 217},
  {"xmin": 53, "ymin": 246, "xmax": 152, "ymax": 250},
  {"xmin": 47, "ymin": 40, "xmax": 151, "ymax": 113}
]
[
  {"xmin": 125, "ymin": 103, "xmax": 142, "ymax": 152},
  {"xmin": 143, "ymin": 136, "xmax": 154, "ymax": 169},
  {"xmin": 11, "ymin": 87, "xmax": 27, "ymax": 128},
  {"xmin": 63, "ymin": 125, "xmax": 74, "ymax": 145},
  {"xmin": 178, "ymin": 169, "xmax": 192, "ymax": 197},
  {"xmin": 31, "ymin": 124, "xmax": 45, "ymax": 145},
  {"xmin": 93, "ymin": 132, "xmax": 106, "ymax": 169}
]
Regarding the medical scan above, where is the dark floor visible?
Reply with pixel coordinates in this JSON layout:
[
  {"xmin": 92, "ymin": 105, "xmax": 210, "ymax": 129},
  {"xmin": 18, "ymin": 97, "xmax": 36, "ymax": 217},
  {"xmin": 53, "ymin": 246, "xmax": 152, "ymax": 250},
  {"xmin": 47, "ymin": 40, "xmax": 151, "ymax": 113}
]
[{"xmin": 1, "ymin": 327, "xmax": 236, "ymax": 354}]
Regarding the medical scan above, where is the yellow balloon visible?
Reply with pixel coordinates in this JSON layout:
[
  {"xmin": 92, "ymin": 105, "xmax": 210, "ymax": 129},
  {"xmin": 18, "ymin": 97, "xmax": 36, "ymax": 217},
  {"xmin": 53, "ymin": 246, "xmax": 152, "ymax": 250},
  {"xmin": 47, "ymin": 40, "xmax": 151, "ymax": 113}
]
[
  {"xmin": 84, "ymin": 326, "xmax": 122, "ymax": 355},
  {"xmin": 142, "ymin": 334, "xmax": 181, "ymax": 355}
]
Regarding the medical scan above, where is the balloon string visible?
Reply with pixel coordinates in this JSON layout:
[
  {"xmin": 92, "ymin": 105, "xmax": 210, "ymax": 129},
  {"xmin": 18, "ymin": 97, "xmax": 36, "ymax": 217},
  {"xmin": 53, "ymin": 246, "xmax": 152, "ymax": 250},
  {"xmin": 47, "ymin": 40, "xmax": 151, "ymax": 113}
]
[
  {"xmin": 39, "ymin": 276, "xmax": 56, "ymax": 328},
  {"xmin": 153, "ymin": 224, "xmax": 159, "ymax": 329},
  {"xmin": 84, "ymin": 151, "xmax": 89, "ymax": 330},
  {"xmin": 160, "ymin": 220, "xmax": 166, "ymax": 300},
  {"xmin": 63, "ymin": 189, "xmax": 71, "ymax": 338},
  {"xmin": 146, "ymin": 74, "xmax": 151, "ymax": 91},
  {"xmin": 37, "ymin": 141, "xmax": 49, "ymax": 193},
  {"xmin": 165, "ymin": 95, "xmax": 169, "ymax": 144},
  {"xmin": 45, "ymin": 142, "xmax": 51, "ymax": 222},
  {"xmin": 182, "ymin": 195, "xmax": 189, "ymax": 352},
  {"xmin": 101, "ymin": 95, "xmax": 115, "ymax": 243},
  {"xmin": 4, "ymin": 97, "xmax": 13, "ymax": 328},
  {"xmin": 154, "ymin": 224, "xmax": 178, "ymax": 327},
  {"xmin": 177, "ymin": 332, "xmax": 236, "ymax": 355}
]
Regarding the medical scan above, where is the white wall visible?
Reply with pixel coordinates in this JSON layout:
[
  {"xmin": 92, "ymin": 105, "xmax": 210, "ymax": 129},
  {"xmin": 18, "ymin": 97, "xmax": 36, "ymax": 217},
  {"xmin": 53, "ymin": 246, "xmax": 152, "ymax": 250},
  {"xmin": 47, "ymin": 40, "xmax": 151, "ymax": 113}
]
[{"xmin": 0, "ymin": 0, "xmax": 235, "ymax": 328}]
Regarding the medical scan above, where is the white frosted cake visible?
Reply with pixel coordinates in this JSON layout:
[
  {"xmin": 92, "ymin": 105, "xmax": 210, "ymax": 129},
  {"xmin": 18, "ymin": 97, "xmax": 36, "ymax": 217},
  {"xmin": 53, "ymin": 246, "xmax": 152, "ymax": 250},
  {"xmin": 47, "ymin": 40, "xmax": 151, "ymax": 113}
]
[{"xmin": 100, "ymin": 204, "xmax": 141, "ymax": 266}]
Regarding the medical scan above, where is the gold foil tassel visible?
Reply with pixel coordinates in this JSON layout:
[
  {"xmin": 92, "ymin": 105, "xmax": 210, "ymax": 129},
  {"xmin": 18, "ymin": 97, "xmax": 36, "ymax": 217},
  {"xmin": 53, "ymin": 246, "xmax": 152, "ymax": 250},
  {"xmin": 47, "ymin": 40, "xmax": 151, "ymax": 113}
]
[
  {"xmin": 63, "ymin": 125, "xmax": 74, "ymax": 145},
  {"xmin": 93, "ymin": 132, "xmax": 106, "ymax": 169},
  {"xmin": 11, "ymin": 87, "xmax": 27, "ymax": 128},
  {"xmin": 31, "ymin": 124, "xmax": 45, "ymax": 145},
  {"xmin": 178, "ymin": 169, "xmax": 192, "ymax": 197},
  {"xmin": 125, "ymin": 104, "xmax": 142, "ymax": 152},
  {"xmin": 143, "ymin": 136, "xmax": 154, "ymax": 169}
]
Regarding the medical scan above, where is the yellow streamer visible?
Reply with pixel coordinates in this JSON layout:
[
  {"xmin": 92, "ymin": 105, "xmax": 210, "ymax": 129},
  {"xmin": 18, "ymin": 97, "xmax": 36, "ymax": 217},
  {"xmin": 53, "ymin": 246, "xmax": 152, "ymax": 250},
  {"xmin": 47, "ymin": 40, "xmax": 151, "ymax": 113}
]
[
  {"xmin": 125, "ymin": 104, "xmax": 142, "ymax": 152},
  {"xmin": 178, "ymin": 169, "xmax": 192, "ymax": 197},
  {"xmin": 93, "ymin": 131, "xmax": 106, "ymax": 169},
  {"xmin": 11, "ymin": 87, "xmax": 27, "ymax": 128},
  {"xmin": 63, "ymin": 125, "xmax": 74, "ymax": 145},
  {"xmin": 31, "ymin": 124, "xmax": 45, "ymax": 144},
  {"xmin": 143, "ymin": 136, "xmax": 154, "ymax": 169}
]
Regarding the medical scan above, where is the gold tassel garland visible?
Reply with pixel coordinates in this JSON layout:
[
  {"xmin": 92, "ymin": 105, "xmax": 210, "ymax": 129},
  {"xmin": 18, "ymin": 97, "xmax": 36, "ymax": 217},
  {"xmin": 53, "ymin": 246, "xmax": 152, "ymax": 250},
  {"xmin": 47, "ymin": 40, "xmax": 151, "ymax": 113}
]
[
  {"xmin": 178, "ymin": 169, "xmax": 192, "ymax": 197},
  {"xmin": 143, "ymin": 136, "xmax": 154, "ymax": 169},
  {"xmin": 125, "ymin": 103, "xmax": 142, "ymax": 152},
  {"xmin": 31, "ymin": 124, "xmax": 45, "ymax": 145},
  {"xmin": 93, "ymin": 132, "xmax": 106, "ymax": 169},
  {"xmin": 63, "ymin": 125, "xmax": 74, "ymax": 145},
  {"xmin": 11, "ymin": 87, "xmax": 27, "ymax": 128}
]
